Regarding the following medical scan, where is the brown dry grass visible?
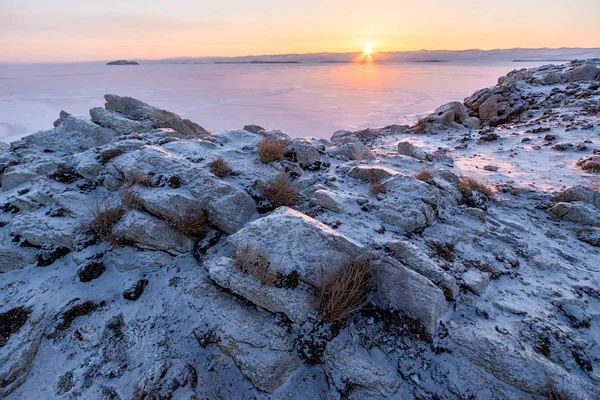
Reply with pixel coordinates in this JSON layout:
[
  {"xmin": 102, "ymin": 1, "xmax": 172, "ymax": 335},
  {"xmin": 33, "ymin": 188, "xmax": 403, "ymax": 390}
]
[
  {"xmin": 119, "ymin": 188, "xmax": 144, "ymax": 210},
  {"xmin": 167, "ymin": 213, "xmax": 208, "ymax": 238},
  {"xmin": 315, "ymin": 257, "xmax": 374, "ymax": 322},
  {"xmin": 208, "ymin": 156, "xmax": 232, "ymax": 178},
  {"xmin": 99, "ymin": 148, "xmax": 124, "ymax": 164},
  {"xmin": 125, "ymin": 172, "xmax": 153, "ymax": 188},
  {"xmin": 258, "ymin": 138, "xmax": 286, "ymax": 163},
  {"xmin": 89, "ymin": 200, "xmax": 125, "ymax": 245},
  {"xmin": 587, "ymin": 179, "xmax": 600, "ymax": 192},
  {"xmin": 458, "ymin": 176, "xmax": 495, "ymax": 198},
  {"xmin": 415, "ymin": 169, "xmax": 434, "ymax": 183},
  {"xmin": 260, "ymin": 174, "xmax": 299, "ymax": 207},
  {"xmin": 545, "ymin": 373, "xmax": 569, "ymax": 400},
  {"xmin": 232, "ymin": 245, "xmax": 278, "ymax": 285}
]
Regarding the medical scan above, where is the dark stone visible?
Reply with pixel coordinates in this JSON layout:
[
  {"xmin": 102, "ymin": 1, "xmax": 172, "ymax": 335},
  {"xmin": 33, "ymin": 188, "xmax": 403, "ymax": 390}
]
[
  {"xmin": 479, "ymin": 132, "xmax": 498, "ymax": 142},
  {"xmin": 45, "ymin": 207, "xmax": 68, "ymax": 217},
  {"xmin": 544, "ymin": 134, "xmax": 557, "ymax": 141},
  {"xmin": 0, "ymin": 307, "xmax": 32, "ymax": 347},
  {"xmin": 77, "ymin": 260, "xmax": 105, "ymax": 282},
  {"xmin": 193, "ymin": 229, "xmax": 222, "ymax": 261},
  {"xmin": 107, "ymin": 60, "xmax": 139, "ymax": 65},
  {"xmin": 55, "ymin": 300, "xmax": 101, "ymax": 331},
  {"xmin": 73, "ymin": 233, "xmax": 98, "ymax": 251},
  {"xmin": 243, "ymin": 124, "xmax": 266, "ymax": 134},
  {"xmin": 48, "ymin": 163, "xmax": 82, "ymax": 183},
  {"xmin": 36, "ymin": 244, "xmax": 70, "ymax": 267},
  {"xmin": 123, "ymin": 279, "xmax": 149, "ymax": 301}
]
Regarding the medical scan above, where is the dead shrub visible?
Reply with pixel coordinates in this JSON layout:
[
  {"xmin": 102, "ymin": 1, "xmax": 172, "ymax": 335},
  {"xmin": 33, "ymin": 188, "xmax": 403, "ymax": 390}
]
[
  {"xmin": 48, "ymin": 162, "xmax": 81, "ymax": 183},
  {"xmin": 415, "ymin": 169, "xmax": 434, "ymax": 183},
  {"xmin": 258, "ymin": 138, "xmax": 286, "ymax": 163},
  {"xmin": 367, "ymin": 169, "xmax": 387, "ymax": 196},
  {"xmin": 208, "ymin": 156, "xmax": 232, "ymax": 178},
  {"xmin": 119, "ymin": 188, "xmax": 144, "ymax": 210},
  {"xmin": 315, "ymin": 257, "xmax": 374, "ymax": 322},
  {"xmin": 458, "ymin": 176, "xmax": 494, "ymax": 198},
  {"xmin": 125, "ymin": 172, "xmax": 153, "ymax": 188},
  {"xmin": 260, "ymin": 174, "xmax": 299, "ymax": 207},
  {"xmin": 545, "ymin": 373, "xmax": 569, "ymax": 400},
  {"xmin": 98, "ymin": 148, "xmax": 124, "ymax": 165},
  {"xmin": 430, "ymin": 242, "xmax": 455, "ymax": 263},
  {"xmin": 167, "ymin": 213, "xmax": 208, "ymax": 238},
  {"xmin": 88, "ymin": 201, "xmax": 125, "ymax": 245},
  {"xmin": 232, "ymin": 245, "xmax": 278, "ymax": 285}
]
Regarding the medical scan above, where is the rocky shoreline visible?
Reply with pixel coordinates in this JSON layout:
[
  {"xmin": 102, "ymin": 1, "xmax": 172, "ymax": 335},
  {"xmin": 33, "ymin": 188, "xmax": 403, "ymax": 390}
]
[{"xmin": 1, "ymin": 60, "xmax": 599, "ymax": 399}]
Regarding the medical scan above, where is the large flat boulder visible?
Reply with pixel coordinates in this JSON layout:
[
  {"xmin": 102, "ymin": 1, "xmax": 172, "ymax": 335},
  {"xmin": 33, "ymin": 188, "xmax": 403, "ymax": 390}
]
[
  {"xmin": 104, "ymin": 94, "xmax": 208, "ymax": 136},
  {"xmin": 207, "ymin": 257, "xmax": 313, "ymax": 324},
  {"xmin": 90, "ymin": 107, "xmax": 153, "ymax": 134},
  {"xmin": 380, "ymin": 239, "xmax": 459, "ymax": 300},
  {"xmin": 374, "ymin": 174, "xmax": 440, "ymax": 233},
  {"xmin": 228, "ymin": 207, "xmax": 363, "ymax": 287},
  {"xmin": 112, "ymin": 210, "xmax": 195, "ymax": 254},
  {"xmin": 415, "ymin": 101, "xmax": 480, "ymax": 132},
  {"xmin": 373, "ymin": 257, "xmax": 448, "ymax": 338},
  {"xmin": 11, "ymin": 115, "xmax": 116, "ymax": 155}
]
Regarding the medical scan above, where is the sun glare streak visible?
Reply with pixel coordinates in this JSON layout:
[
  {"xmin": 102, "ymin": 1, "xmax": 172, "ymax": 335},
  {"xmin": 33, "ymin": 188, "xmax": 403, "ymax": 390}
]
[{"xmin": 356, "ymin": 43, "xmax": 374, "ymax": 63}]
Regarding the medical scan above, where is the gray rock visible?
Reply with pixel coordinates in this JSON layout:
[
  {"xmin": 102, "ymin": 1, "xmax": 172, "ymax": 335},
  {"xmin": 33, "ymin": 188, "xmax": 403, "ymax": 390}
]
[
  {"xmin": 449, "ymin": 322, "xmax": 598, "ymax": 397},
  {"xmin": 285, "ymin": 139, "xmax": 322, "ymax": 170},
  {"xmin": 551, "ymin": 185, "xmax": 600, "ymax": 209},
  {"xmin": 373, "ymin": 257, "xmax": 448, "ymax": 338},
  {"xmin": 104, "ymin": 94, "xmax": 208, "ymax": 136},
  {"xmin": 415, "ymin": 101, "xmax": 480, "ymax": 132},
  {"xmin": 90, "ymin": 107, "xmax": 153, "ymax": 134},
  {"xmin": 578, "ymin": 227, "xmax": 600, "ymax": 246},
  {"xmin": 14, "ymin": 115, "xmax": 116, "ymax": 155},
  {"xmin": 462, "ymin": 269, "xmax": 491, "ymax": 295},
  {"xmin": 8, "ymin": 211, "xmax": 79, "ymax": 249},
  {"xmin": 380, "ymin": 239, "xmax": 459, "ymax": 300},
  {"xmin": 207, "ymin": 256, "xmax": 313, "ymax": 324},
  {"xmin": 548, "ymin": 202, "xmax": 600, "ymax": 226},
  {"xmin": 309, "ymin": 189, "xmax": 345, "ymax": 213},
  {"xmin": 348, "ymin": 165, "xmax": 400, "ymax": 182},
  {"xmin": 323, "ymin": 332, "xmax": 400, "ymax": 397},
  {"xmin": 327, "ymin": 143, "xmax": 363, "ymax": 161},
  {"xmin": 0, "ymin": 311, "xmax": 45, "ymax": 397},
  {"xmin": 397, "ymin": 141, "xmax": 427, "ymax": 160},
  {"xmin": 0, "ymin": 241, "xmax": 37, "ymax": 272},
  {"xmin": 103, "ymin": 246, "xmax": 174, "ymax": 272},
  {"xmin": 561, "ymin": 64, "xmax": 600, "ymax": 82},
  {"xmin": 374, "ymin": 174, "xmax": 440, "ymax": 233},
  {"xmin": 228, "ymin": 207, "xmax": 363, "ymax": 287},
  {"xmin": 112, "ymin": 210, "xmax": 195, "ymax": 254}
]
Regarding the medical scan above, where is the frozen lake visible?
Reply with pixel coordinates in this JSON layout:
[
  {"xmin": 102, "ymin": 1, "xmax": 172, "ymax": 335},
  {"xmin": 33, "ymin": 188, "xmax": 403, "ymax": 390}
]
[{"xmin": 0, "ymin": 61, "xmax": 547, "ymax": 142}]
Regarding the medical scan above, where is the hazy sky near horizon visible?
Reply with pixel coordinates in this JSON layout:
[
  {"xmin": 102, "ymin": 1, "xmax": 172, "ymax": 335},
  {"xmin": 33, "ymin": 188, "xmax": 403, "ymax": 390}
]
[{"xmin": 1, "ymin": 0, "xmax": 599, "ymax": 63}]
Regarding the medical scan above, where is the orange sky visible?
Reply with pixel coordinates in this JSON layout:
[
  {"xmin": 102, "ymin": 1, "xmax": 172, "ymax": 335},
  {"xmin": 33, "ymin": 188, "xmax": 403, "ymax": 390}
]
[{"xmin": 1, "ymin": 0, "xmax": 599, "ymax": 63}]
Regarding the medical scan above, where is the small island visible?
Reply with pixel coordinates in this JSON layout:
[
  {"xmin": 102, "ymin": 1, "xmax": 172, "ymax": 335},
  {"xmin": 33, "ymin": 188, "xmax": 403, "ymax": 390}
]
[{"xmin": 106, "ymin": 60, "xmax": 139, "ymax": 65}]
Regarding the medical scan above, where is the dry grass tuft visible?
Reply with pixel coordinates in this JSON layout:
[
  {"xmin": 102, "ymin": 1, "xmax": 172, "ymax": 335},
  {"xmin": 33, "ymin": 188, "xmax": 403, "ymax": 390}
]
[
  {"xmin": 260, "ymin": 174, "xmax": 299, "ymax": 207},
  {"xmin": 587, "ymin": 179, "xmax": 600, "ymax": 192},
  {"xmin": 545, "ymin": 373, "xmax": 569, "ymax": 400},
  {"xmin": 125, "ymin": 172, "xmax": 153, "ymax": 188},
  {"xmin": 119, "ymin": 188, "xmax": 144, "ymax": 210},
  {"xmin": 167, "ymin": 213, "xmax": 208, "ymax": 238},
  {"xmin": 88, "ymin": 200, "xmax": 125, "ymax": 245},
  {"xmin": 315, "ymin": 257, "xmax": 374, "ymax": 322},
  {"xmin": 367, "ymin": 169, "xmax": 387, "ymax": 196},
  {"xmin": 415, "ymin": 169, "xmax": 434, "ymax": 183},
  {"xmin": 232, "ymin": 245, "xmax": 278, "ymax": 285},
  {"xmin": 98, "ymin": 148, "xmax": 124, "ymax": 165},
  {"xmin": 208, "ymin": 156, "xmax": 232, "ymax": 178},
  {"xmin": 258, "ymin": 138, "xmax": 286, "ymax": 163},
  {"xmin": 458, "ymin": 176, "xmax": 494, "ymax": 198}
]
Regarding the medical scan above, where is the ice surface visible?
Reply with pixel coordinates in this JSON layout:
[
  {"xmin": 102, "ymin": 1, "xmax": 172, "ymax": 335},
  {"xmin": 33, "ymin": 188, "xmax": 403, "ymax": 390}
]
[{"xmin": 0, "ymin": 61, "xmax": 549, "ymax": 142}]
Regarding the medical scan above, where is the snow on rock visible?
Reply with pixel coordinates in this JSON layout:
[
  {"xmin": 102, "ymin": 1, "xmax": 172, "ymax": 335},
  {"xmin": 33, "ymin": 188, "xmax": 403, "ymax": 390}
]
[
  {"xmin": 2, "ymin": 61, "xmax": 600, "ymax": 399},
  {"xmin": 228, "ymin": 207, "xmax": 363, "ymax": 287},
  {"xmin": 112, "ymin": 210, "xmax": 195, "ymax": 254},
  {"xmin": 207, "ymin": 256, "xmax": 313, "ymax": 324},
  {"xmin": 323, "ymin": 331, "xmax": 400, "ymax": 397},
  {"xmin": 373, "ymin": 257, "xmax": 448, "ymax": 337}
]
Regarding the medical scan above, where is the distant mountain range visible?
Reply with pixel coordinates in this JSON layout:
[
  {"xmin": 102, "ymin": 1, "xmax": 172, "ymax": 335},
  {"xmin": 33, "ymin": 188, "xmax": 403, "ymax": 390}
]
[{"xmin": 137, "ymin": 48, "xmax": 600, "ymax": 65}]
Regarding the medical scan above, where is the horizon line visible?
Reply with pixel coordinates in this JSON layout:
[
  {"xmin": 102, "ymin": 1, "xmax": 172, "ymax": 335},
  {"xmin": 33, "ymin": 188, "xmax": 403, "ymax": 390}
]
[{"xmin": 2, "ymin": 46, "xmax": 600, "ymax": 66}]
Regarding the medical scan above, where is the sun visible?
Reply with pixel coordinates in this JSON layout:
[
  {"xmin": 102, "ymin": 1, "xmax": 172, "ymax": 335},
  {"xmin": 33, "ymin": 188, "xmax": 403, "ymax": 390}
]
[{"xmin": 364, "ymin": 43, "xmax": 373, "ymax": 55}]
